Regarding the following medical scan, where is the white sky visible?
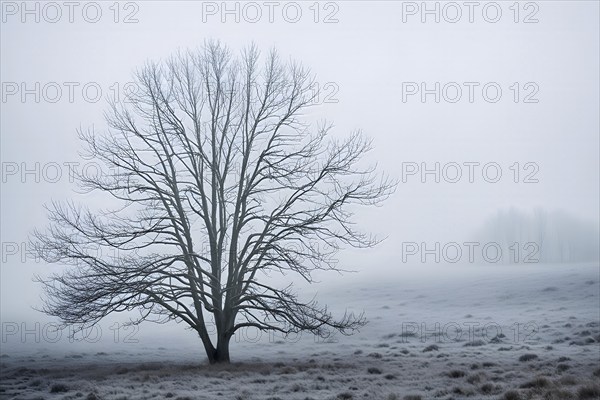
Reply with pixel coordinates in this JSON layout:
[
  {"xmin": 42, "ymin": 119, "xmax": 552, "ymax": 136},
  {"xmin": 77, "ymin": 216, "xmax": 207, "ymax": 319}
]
[{"xmin": 1, "ymin": 1, "xmax": 599, "ymax": 323}]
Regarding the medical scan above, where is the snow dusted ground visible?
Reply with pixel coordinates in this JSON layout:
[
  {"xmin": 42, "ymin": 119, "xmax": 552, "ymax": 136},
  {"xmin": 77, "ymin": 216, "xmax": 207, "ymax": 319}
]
[{"xmin": 1, "ymin": 263, "xmax": 599, "ymax": 400}]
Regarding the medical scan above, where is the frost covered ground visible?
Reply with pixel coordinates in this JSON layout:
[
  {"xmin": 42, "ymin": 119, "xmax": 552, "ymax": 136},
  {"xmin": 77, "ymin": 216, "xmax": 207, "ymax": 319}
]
[{"xmin": 1, "ymin": 264, "xmax": 599, "ymax": 400}]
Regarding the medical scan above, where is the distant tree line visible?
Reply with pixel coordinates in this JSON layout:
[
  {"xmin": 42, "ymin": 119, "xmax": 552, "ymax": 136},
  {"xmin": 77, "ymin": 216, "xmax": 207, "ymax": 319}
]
[{"xmin": 474, "ymin": 208, "xmax": 599, "ymax": 264}]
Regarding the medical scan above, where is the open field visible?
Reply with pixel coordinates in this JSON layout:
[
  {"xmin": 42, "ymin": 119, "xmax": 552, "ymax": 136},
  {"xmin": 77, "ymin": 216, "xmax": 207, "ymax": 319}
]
[{"xmin": 1, "ymin": 264, "xmax": 599, "ymax": 400}]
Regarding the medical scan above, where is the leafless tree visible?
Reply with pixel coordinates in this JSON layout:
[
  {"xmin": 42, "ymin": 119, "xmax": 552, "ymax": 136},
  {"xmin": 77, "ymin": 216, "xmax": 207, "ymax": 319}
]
[{"xmin": 31, "ymin": 41, "xmax": 396, "ymax": 364}]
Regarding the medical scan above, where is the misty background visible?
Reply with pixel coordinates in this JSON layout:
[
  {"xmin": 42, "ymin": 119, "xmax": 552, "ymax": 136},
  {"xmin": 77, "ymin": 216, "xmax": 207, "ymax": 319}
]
[{"xmin": 1, "ymin": 2, "xmax": 598, "ymax": 351}]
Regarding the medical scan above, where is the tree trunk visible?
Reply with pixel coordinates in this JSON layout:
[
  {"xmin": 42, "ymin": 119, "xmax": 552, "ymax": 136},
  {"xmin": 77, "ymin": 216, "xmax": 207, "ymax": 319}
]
[{"xmin": 209, "ymin": 334, "xmax": 231, "ymax": 364}]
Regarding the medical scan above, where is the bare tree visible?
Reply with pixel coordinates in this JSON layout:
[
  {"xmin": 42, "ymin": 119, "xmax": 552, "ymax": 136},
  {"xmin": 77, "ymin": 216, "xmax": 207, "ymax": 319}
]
[{"xmin": 31, "ymin": 41, "xmax": 396, "ymax": 364}]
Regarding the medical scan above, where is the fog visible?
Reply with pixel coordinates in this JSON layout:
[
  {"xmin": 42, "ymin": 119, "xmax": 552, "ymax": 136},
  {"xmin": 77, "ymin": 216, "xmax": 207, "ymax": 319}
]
[{"xmin": 1, "ymin": 1, "xmax": 599, "ymax": 359}]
